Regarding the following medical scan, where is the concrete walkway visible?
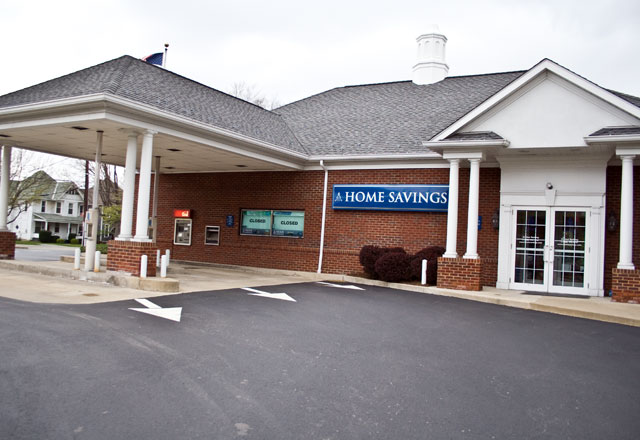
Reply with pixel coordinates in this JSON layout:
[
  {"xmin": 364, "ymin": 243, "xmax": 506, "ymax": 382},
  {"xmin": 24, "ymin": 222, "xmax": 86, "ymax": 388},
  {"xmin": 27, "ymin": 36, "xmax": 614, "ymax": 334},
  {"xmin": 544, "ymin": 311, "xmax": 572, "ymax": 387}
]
[{"xmin": 1, "ymin": 253, "xmax": 639, "ymax": 327}]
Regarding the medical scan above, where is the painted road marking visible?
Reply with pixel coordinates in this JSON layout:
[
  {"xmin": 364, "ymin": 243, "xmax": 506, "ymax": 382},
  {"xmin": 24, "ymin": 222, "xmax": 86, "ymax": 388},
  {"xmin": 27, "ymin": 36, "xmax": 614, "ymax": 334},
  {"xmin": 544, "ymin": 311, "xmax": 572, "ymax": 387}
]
[
  {"xmin": 316, "ymin": 282, "xmax": 365, "ymax": 290},
  {"xmin": 129, "ymin": 298, "xmax": 183, "ymax": 322},
  {"xmin": 241, "ymin": 287, "xmax": 296, "ymax": 302}
]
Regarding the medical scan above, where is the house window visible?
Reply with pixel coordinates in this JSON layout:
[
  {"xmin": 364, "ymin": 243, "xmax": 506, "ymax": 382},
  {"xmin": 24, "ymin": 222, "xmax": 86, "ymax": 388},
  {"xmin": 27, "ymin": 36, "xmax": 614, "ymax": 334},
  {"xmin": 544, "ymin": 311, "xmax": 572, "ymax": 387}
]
[
  {"xmin": 79, "ymin": 205, "xmax": 84, "ymax": 215},
  {"xmin": 41, "ymin": 201, "xmax": 46, "ymax": 213},
  {"xmin": 54, "ymin": 224, "xmax": 60, "ymax": 233},
  {"xmin": 56, "ymin": 202, "xmax": 61, "ymax": 214},
  {"xmin": 68, "ymin": 204, "xmax": 73, "ymax": 215},
  {"xmin": 35, "ymin": 222, "xmax": 43, "ymax": 233}
]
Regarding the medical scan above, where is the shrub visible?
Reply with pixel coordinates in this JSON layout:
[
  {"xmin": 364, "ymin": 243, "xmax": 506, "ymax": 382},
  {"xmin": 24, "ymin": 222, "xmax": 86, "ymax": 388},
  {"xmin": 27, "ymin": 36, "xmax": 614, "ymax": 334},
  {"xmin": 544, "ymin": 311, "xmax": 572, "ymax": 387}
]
[
  {"xmin": 68, "ymin": 233, "xmax": 77, "ymax": 241},
  {"xmin": 70, "ymin": 238, "xmax": 80, "ymax": 245},
  {"xmin": 96, "ymin": 243, "xmax": 108, "ymax": 254},
  {"xmin": 38, "ymin": 230, "xmax": 52, "ymax": 243},
  {"xmin": 56, "ymin": 238, "xmax": 66, "ymax": 244},
  {"xmin": 51, "ymin": 235, "xmax": 60, "ymax": 243},
  {"xmin": 410, "ymin": 246, "xmax": 446, "ymax": 285},
  {"xmin": 375, "ymin": 252, "xmax": 413, "ymax": 282},
  {"xmin": 359, "ymin": 245, "xmax": 406, "ymax": 279}
]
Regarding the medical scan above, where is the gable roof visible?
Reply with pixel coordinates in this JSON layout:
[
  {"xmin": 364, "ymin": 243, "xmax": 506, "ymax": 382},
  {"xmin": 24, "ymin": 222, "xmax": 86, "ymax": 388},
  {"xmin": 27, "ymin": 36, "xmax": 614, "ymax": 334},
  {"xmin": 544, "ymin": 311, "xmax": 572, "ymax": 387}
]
[
  {"xmin": 0, "ymin": 55, "xmax": 306, "ymax": 156},
  {"xmin": 274, "ymin": 72, "xmax": 524, "ymax": 156},
  {"xmin": 429, "ymin": 59, "xmax": 640, "ymax": 143}
]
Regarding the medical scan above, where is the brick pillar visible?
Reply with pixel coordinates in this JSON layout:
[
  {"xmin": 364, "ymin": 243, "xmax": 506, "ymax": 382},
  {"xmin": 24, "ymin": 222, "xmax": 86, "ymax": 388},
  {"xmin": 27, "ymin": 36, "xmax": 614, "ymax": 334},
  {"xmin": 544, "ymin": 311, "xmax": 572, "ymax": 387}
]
[
  {"xmin": 437, "ymin": 257, "xmax": 482, "ymax": 291},
  {"xmin": 611, "ymin": 268, "xmax": 640, "ymax": 303},
  {"xmin": 107, "ymin": 240, "xmax": 158, "ymax": 277},
  {"xmin": 0, "ymin": 231, "xmax": 16, "ymax": 260}
]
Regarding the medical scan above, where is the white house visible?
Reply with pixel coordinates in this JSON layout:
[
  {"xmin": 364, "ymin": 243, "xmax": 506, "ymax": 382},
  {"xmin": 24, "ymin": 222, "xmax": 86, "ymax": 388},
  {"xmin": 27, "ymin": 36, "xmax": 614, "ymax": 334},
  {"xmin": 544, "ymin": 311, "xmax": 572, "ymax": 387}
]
[{"xmin": 11, "ymin": 171, "xmax": 84, "ymax": 241}]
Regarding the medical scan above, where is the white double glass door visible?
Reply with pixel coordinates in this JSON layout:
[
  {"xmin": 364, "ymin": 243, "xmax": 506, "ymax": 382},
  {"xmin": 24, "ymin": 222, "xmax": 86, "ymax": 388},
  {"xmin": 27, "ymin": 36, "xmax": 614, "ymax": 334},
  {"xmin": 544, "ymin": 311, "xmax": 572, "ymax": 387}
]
[{"xmin": 511, "ymin": 208, "xmax": 588, "ymax": 295}]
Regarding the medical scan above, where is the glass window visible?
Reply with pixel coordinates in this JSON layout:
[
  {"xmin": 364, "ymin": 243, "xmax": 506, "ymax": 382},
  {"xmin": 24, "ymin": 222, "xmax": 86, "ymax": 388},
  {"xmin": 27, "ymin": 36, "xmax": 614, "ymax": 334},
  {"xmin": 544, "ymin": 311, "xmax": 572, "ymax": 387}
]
[
  {"xmin": 241, "ymin": 210, "xmax": 272, "ymax": 236},
  {"xmin": 68, "ymin": 204, "xmax": 73, "ymax": 215},
  {"xmin": 41, "ymin": 201, "xmax": 46, "ymax": 213},
  {"xmin": 56, "ymin": 202, "xmax": 61, "ymax": 214},
  {"xmin": 272, "ymin": 211, "xmax": 305, "ymax": 238}
]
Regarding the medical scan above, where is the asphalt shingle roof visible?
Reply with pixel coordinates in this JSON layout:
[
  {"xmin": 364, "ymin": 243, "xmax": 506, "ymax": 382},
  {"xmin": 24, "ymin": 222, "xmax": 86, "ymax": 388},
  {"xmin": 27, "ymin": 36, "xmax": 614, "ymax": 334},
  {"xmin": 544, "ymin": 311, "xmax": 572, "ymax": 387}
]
[
  {"xmin": 0, "ymin": 56, "xmax": 306, "ymax": 155},
  {"xmin": 589, "ymin": 126, "xmax": 640, "ymax": 137},
  {"xmin": 444, "ymin": 131, "xmax": 504, "ymax": 141},
  {"xmin": 274, "ymin": 72, "xmax": 524, "ymax": 156}
]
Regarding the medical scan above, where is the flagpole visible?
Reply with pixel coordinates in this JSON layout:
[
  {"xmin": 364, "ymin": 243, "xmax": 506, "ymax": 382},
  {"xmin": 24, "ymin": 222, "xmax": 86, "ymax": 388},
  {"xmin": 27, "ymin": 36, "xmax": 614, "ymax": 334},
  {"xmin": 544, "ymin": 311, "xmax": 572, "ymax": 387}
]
[{"xmin": 163, "ymin": 43, "xmax": 169, "ymax": 68}]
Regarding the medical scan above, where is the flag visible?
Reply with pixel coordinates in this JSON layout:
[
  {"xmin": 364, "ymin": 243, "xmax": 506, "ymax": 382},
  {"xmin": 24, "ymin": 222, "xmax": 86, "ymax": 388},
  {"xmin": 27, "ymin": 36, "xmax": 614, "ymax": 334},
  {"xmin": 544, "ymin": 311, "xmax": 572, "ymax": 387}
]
[{"xmin": 142, "ymin": 52, "xmax": 163, "ymax": 66}]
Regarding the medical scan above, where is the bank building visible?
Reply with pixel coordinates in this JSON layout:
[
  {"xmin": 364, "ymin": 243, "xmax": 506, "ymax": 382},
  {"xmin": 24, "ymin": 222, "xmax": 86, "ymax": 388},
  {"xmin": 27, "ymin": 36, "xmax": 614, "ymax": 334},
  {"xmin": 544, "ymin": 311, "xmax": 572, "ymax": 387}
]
[{"xmin": 0, "ymin": 28, "xmax": 638, "ymax": 302}]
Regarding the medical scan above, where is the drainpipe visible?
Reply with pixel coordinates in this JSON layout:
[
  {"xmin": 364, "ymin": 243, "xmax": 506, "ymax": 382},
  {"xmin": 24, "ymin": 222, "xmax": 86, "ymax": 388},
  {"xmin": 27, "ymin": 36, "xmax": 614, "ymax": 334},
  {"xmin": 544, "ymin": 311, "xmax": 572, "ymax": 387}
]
[{"xmin": 317, "ymin": 160, "xmax": 329, "ymax": 273}]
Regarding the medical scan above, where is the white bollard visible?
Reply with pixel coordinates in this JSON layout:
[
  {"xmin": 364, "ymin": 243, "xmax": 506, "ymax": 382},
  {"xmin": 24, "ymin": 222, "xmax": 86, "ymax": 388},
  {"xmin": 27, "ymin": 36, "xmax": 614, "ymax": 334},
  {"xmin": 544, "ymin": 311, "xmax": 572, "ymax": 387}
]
[
  {"xmin": 156, "ymin": 249, "xmax": 161, "ymax": 267},
  {"xmin": 140, "ymin": 255, "xmax": 148, "ymax": 278},
  {"xmin": 160, "ymin": 255, "xmax": 168, "ymax": 278},
  {"xmin": 74, "ymin": 248, "xmax": 81, "ymax": 270},
  {"xmin": 165, "ymin": 249, "xmax": 170, "ymax": 266},
  {"xmin": 94, "ymin": 251, "xmax": 101, "ymax": 273},
  {"xmin": 421, "ymin": 259, "xmax": 428, "ymax": 285}
]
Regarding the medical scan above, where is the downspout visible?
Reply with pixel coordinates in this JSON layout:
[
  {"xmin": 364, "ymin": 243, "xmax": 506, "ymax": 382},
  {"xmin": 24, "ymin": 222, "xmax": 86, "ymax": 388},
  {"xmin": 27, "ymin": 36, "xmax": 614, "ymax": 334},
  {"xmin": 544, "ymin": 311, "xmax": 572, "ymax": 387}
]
[{"xmin": 317, "ymin": 160, "xmax": 329, "ymax": 273}]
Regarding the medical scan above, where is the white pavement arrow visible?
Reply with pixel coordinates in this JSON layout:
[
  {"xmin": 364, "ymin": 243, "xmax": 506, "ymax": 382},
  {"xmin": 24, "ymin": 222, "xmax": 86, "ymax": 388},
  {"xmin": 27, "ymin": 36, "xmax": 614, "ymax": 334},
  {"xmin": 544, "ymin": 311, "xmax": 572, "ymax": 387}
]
[
  {"xmin": 129, "ymin": 298, "xmax": 182, "ymax": 322},
  {"xmin": 316, "ymin": 282, "xmax": 365, "ymax": 290},
  {"xmin": 241, "ymin": 287, "xmax": 296, "ymax": 302}
]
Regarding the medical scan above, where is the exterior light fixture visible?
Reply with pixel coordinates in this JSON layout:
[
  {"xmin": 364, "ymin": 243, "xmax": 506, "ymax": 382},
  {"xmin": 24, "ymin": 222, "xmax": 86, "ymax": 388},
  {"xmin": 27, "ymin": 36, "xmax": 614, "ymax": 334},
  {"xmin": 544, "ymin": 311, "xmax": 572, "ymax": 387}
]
[
  {"xmin": 491, "ymin": 209, "xmax": 500, "ymax": 230},
  {"xmin": 546, "ymin": 182, "xmax": 553, "ymax": 190},
  {"xmin": 607, "ymin": 211, "xmax": 618, "ymax": 232}
]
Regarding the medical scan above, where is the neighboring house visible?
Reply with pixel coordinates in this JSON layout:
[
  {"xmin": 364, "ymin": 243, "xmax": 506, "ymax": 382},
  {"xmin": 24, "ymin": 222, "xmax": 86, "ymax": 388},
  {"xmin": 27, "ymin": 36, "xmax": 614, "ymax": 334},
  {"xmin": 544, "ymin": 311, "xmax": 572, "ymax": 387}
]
[{"xmin": 11, "ymin": 171, "xmax": 84, "ymax": 240}]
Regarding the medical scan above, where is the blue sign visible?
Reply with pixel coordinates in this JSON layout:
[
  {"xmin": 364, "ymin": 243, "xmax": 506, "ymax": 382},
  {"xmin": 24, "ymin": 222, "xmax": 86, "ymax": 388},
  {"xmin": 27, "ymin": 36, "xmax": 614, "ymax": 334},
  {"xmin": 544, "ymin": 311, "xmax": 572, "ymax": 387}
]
[
  {"xmin": 226, "ymin": 215, "xmax": 234, "ymax": 227},
  {"xmin": 332, "ymin": 184, "xmax": 449, "ymax": 212}
]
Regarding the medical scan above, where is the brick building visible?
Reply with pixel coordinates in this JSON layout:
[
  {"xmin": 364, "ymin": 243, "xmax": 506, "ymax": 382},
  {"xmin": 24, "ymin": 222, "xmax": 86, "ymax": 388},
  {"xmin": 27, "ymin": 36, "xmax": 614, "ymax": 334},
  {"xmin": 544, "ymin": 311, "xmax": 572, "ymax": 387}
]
[{"xmin": 0, "ymin": 29, "xmax": 638, "ymax": 300}]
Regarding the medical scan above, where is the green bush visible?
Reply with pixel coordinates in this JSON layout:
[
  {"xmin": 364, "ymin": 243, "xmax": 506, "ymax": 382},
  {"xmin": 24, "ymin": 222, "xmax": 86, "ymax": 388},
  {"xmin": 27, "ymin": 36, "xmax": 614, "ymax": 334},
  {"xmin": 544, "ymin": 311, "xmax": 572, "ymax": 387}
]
[
  {"xmin": 38, "ymin": 230, "xmax": 53, "ymax": 243},
  {"xmin": 68, "ymin": 233, "xmax": 77, "ymax": 241},
  {"xmin": 70, "ymin": 238, "xmax": 80, "ymax": 245},
  {"xmin": 56, "ymin": 238, "xmax": 66, "ymax": 244},
  {"xmin": 97, "ymin": 243, "xmax": 108, "ymax": 254}
]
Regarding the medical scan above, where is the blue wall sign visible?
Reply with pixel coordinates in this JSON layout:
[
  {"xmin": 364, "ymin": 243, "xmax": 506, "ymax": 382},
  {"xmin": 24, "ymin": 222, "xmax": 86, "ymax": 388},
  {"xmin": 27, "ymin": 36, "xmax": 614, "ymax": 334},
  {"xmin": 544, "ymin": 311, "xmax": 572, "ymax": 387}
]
[
  {"xmin": 226, "ymin": 215, "xmax": 234, "ymax": 227},
  {"xmin": 332, "ymin": 184, "xmax": 449, "ymax": 212}
]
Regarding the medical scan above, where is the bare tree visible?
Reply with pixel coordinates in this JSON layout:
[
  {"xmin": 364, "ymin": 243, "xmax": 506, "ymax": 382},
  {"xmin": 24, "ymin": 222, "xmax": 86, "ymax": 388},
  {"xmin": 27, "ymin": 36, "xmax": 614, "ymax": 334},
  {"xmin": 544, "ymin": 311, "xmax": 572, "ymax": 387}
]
[
  {"xmin": 229, "ymin": 82, "xmax": 280, "ymax": 110},
  {"xmin": 2, "ymin": 150, "xmax": 55, "ymax": 225}
]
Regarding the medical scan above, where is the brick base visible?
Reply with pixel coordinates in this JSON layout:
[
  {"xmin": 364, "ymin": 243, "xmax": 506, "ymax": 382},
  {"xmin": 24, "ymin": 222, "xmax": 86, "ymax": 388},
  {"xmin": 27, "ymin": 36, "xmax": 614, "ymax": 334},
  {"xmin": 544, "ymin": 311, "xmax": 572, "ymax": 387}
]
[
  {"xmin": 611, "ymin": 268, "xmax": 640, "ymax": 303},
  {"xmin": 107, "ymin": 240, "xmax": 158, "ymax": 277},
  {"xmin": 437, "ymin": 257, "xmax": 483, "ymax": 291},
  {"xmin": 0, "ymin": 231, "xmax": 16, "ymax": 259}
]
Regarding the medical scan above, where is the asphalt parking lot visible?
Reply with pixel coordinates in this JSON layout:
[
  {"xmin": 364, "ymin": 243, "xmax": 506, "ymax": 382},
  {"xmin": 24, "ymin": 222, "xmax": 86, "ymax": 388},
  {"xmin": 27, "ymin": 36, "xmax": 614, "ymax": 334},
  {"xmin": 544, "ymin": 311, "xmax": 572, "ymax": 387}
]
[{"xmin": 1, "ymin": 281, "xmax": 639, "ymax": 439}]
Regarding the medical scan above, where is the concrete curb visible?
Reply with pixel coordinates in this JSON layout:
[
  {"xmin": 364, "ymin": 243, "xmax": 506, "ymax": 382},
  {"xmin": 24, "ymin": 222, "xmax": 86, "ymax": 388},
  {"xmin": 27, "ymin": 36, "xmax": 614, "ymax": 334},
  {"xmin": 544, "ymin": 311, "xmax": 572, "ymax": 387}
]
[{"xmin": 0, "ymin": 260, "xmax": 179, "ymax": 293}]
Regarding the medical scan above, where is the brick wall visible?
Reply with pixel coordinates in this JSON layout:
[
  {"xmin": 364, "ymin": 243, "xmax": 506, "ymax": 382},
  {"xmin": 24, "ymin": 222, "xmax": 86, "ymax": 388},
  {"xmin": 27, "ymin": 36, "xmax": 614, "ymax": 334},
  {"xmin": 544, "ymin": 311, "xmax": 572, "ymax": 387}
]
[
  {"xmin": 0, "ymin": 231, "xmax": 16, "ymax": 259},
  {"xmin": 611, "ymin": 269, "xmax": 640, "ymax": 303},
  {"xmin": 604, "ymin": 166, "xmax": 640, "ymax": 294},
  {"xmin": 437, "ymin": 257, "xmax": 482, "ymax": 291},
  {"xmin": 150, "ymin": 167, "xmax": 501, "ymax": 282},
  {"xmin": 107, "ymin": 240, "xmax": 158, "ymax": 277}
]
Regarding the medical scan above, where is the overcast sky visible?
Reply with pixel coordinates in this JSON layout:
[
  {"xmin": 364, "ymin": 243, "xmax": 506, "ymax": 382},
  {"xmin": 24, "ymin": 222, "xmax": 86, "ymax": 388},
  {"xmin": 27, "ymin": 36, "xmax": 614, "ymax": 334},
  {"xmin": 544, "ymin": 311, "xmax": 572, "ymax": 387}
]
[{"xmin": 2, "ymin": 0, "xmax": 639, "ymax": 179}]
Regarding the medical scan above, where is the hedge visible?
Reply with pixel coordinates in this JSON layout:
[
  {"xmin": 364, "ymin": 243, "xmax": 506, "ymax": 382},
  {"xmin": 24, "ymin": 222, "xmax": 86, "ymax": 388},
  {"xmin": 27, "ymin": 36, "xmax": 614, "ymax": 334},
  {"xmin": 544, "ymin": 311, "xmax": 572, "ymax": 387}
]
[{"xmin": 359, "ymin": 244, "xmax": 445, "ymax": 284}]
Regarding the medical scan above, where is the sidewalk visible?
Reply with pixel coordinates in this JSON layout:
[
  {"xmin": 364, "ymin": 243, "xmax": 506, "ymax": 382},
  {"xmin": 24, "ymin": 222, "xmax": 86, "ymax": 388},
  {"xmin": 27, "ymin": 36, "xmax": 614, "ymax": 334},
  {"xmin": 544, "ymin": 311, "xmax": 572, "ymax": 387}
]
[{"xmin": 1, "ymin": 256, "xmax": 639, "ymax": 327}]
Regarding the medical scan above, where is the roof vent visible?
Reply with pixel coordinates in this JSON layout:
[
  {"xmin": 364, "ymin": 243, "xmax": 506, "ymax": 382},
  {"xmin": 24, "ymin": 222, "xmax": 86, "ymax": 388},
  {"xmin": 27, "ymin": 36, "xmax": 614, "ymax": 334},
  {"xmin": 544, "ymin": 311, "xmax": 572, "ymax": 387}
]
[{"xmin": 412, "ymin": 25, "xmax": 449, "ymax": 85}]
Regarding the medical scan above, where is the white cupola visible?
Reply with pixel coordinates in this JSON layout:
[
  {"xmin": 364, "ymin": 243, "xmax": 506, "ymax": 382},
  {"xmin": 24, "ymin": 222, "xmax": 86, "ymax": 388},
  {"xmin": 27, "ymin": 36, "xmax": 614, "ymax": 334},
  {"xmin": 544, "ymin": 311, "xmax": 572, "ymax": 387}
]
[{"xmin": 412, "ymin": 25, "xmax": 449, "ymax": 85}]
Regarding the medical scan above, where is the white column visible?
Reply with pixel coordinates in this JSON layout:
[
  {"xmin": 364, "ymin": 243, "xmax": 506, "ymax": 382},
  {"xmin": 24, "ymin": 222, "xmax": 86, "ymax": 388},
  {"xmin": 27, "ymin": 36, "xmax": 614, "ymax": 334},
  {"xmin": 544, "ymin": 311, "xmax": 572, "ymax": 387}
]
[
  {"xmin": 133, "ymin": 130, "xmax": 155, "ymax": 242},
  {"xmin": 464, "ymin": 158, "xmax": 481, "ymax": 259},
  {"xmin": 0, "ymin": 146, "xmax": 11, "ymax": 231},
  {"xmin": 443, "ymin": 158, "xmax": 459, "ymax": 258},
  {"xmin": 117, "ymin": 133, "xmax": 138, "ymax": 240},
  {"xmin": 152, "ymin": 156, "xmax": 160, "ymax": 219},
  {"xmin": 618, "ymin": 154, "xmax": 635, "ymax": 270}
]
